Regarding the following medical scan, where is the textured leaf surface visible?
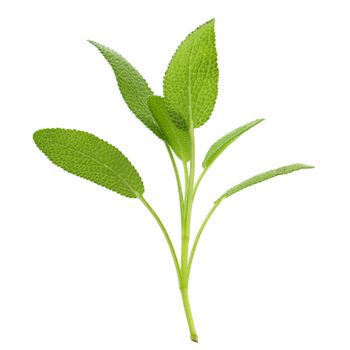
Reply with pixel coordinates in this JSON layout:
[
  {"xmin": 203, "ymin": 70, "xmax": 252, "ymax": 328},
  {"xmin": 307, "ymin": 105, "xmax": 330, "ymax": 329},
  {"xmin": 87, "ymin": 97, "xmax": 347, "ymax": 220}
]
[
  {"xmin": 148, "ymin": 96, "xmax": 191, "ymax": 161},
  {"xmin": 203, "ymin": 119, "xmax": 264, "ymax": 168},
  {"xmin": 89, "ymin": 40, "xmax": 164, "ymax": 139},
  {"xmin": 33, "ymin": 129, "xmax": 144, "ymax": 198},
  {"xmin": 216, "ymin": 164, "xmax": 313, "ymax": 203},
  {"xmin": 163, "ymin": 19, "xmax": 218, "ymax": 128}
]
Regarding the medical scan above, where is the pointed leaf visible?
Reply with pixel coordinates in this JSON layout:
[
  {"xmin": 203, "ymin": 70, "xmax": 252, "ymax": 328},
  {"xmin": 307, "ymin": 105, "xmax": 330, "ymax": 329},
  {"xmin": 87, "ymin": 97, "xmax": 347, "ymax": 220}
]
[
  {"xmin": 148, "ymin": 96, "xmax": 191, "ymax": 162},
  {"xmin": 89, "ymin": 40, "xmax": 164, "ymax": 139},
  {"xmin": 203, "ymin": 119, "xmax": 264, "ymax": 168},
  {"xmin": 163, "ymin": 19, "xmax": 219, "ymax": 128},
  {"xmin": 216, "ymin": 164, "xmax": 314, "ymax": 203},
  {"xmin": 33, "ymin": 129, "xmax": 144, "ymax": 198}
]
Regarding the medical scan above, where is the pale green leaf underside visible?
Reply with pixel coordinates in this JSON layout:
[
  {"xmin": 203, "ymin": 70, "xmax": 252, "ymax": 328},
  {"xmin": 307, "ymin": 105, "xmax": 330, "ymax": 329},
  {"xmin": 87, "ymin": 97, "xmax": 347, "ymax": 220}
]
[
  {"xmin": 33, "ymin": 129, "xmax": 144, "ymax": 198},
  {"xmin": 203, "ymin": 118, "xmax": 264, "ymax": 168},
  {"xmin": 163, "ymin": 19, "xmax": 218, "ymax": 128},
  {"xmin": 88, "ymin": 40, "xmax": 164, "ymax": 140},
  {"xmin": 216, "ymin": 163, "xmax": 314, "ymax": 203},
  {"xmin": 148, "ymin": 96, "xmax": 191, "ymax": 162}
]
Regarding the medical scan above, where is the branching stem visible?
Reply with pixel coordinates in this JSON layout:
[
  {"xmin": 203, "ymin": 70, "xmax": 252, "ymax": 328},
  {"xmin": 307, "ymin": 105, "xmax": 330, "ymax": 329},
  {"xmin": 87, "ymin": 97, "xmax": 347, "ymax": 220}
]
[
  {"xmin": 137, "ymin": 194, "xmax": 181, "ymax": 284},
  {"xmin": 187, "ymin": 198, "xmax": 223, "ymax": 279},
  {"xmin": 193, "ymin": 167, "xmax": 208, "ymax": 198},
  {"xmin": 179, "ymin": 118, "xmax": 198, "ymax": 341},
  {"xmin": 165, "ymin": 143, "xmax": 184, "ymax": 211}
]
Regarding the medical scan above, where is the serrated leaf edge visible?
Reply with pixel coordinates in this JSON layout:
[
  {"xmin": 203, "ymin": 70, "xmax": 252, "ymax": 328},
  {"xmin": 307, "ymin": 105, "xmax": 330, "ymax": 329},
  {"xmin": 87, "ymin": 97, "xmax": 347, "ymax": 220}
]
[
  {"xmin": 202, "ymin": 118, "xmax": 265, "ymax": 168},
  {"xmin": 88, "ymin": 40, "xmax": 165, "ymax": 140},
  {"xmin": 215, "ymin": 163, "xmax": 314, "ymax": 203},
  {"xmin": 33, "ymin": 128, "xmax": 144, "ymax": 198},
  {"xmin": 163, "ymin": 19, "xmax": 219, "ymax": 128}
]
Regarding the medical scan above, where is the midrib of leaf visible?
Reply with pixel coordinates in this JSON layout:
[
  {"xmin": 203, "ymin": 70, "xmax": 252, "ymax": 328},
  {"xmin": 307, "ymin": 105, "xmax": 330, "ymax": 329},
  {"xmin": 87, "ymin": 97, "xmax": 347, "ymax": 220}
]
[
  {"xmin": 182, "ymin": 47, "xmax": 196, "ymax": 282},
  {"xmin": 50, "ymin": 140, "xmax": 139, "ymax": 196},
  {"xmin": 188, "ymin": 47, "xmax": 194, "ymax": 126},
  {"xmin": 192, "ymin": 42, "xmax": 208, "ymax": 115}
]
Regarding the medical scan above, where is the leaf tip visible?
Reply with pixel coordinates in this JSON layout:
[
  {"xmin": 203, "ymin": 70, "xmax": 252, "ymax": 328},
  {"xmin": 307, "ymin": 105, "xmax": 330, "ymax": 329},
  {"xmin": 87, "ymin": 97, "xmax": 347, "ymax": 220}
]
[
  {"xmin": 254, "ymin": 118, "xmax": 265, "ymax": 126},
  {"xmin": 299, "ymin": 163, "xmax": 315, "ymax": 169},
  {"xmin": 201, "ymin": 18, "xmax": 216, "ymax": 32},
  {"xmin": 87, "ymin": 40, "xmax": 99, "ymax": 48},
  {"xmin": 33, "ymin": 129, "xmax": 43, "ymax": 145}
]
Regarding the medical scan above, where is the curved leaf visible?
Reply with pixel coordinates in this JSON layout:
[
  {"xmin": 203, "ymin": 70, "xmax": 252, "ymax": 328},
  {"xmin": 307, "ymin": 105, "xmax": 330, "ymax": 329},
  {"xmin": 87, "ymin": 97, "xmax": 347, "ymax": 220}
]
[
  {"xmin": 216, "ymin": 163, "xmax": 314, "ymax": 203},
  {"xmin": 88, "ymin": 40, "xmax": 164, "ymax": 139},
  {"xmin": 148, "ymin": 96, "xmax": 191, "ymax": 162},
  {"xmin": 33, "ymin": 129, "xmax": 144, "ymax": 198},
  {"xmin": 202, "ymin": 119, "xmax": 264, "ymax": 168},
  {"xmin": 163, "ymin": 19, "xmax": 218, "ymax": 128}
]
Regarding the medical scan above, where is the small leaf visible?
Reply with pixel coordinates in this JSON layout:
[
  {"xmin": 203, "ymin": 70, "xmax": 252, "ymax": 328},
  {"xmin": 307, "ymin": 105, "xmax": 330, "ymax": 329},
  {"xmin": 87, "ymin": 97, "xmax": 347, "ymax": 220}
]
[
  {"xmin": 216, "ymin": 164, "xmax": 314, "ymax": 203},
  {"xmin": 88, "ymin": 40, "xmax": 164, "ymax": 140},
  {"xmin": 203, "ymin": 119, "xmax": 264, "ymax": 168},
  {"xmin": 33, "ymin": 129, "xmax": 144, "ymax": 198},
  {"xmin": 148, "ymin": 96, "xmax": 191, "ymax": 162},
  {"xmin": 163, "ymin": 19, "xmax": 219, "ymax": 128}
]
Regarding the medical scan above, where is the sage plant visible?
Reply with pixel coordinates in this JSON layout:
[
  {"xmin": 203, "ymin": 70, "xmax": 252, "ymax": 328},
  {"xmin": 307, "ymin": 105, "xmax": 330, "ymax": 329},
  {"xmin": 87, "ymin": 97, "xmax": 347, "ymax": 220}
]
[{"xmin": 33, "ymin": 19, "xmax": 313, "ymax": 342}]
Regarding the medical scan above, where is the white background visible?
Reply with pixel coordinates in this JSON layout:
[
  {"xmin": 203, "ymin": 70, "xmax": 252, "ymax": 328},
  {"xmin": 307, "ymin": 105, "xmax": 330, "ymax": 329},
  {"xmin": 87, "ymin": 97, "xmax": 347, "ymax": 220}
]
[{"xmin": 1, "ymin": 0, "xmax": 349, "ymax": 349}]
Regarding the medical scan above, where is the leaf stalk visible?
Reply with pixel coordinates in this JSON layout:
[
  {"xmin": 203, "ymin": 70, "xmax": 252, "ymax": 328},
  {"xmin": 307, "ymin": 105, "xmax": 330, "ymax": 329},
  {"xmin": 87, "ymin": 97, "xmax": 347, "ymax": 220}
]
[
  {"xmin": 137, "ymin": 194, "xmax": 181, "ymax": 284},
  {"xmin": 179, "ymin": 119, "xmax": 198, "ymax": 341}
]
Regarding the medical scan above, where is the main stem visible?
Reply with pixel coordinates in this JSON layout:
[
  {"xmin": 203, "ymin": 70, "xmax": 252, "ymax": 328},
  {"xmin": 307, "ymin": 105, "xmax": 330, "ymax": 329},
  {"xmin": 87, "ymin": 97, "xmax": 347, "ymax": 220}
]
[{"xmin": 180, "ymin": 120, "xmax": 198, "ymax": 342}]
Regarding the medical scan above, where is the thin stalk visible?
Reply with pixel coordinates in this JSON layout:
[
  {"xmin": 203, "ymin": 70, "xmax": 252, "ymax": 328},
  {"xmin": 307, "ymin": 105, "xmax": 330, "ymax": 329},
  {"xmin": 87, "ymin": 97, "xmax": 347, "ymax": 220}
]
[
  {"xmin": 181, "ymin": 288, "xmax": 198, "ymax": 342},
  {"xmin": 180, "ymin": 119, "xmax": 198, "ymax": 342},
  {"xmin": 137, "ymin": 194, "xmax": 181, "ymax": 284},
  {"xmin": 193, "ymin": 167, "xmax": 208, "ymax": 199},
  {"xmin": 187, "ymin": 198, "xmax": 223, "ymax": 279},
  {"xmin": 183, "ymin": 161, "xmax": 189, "ymax": 190},
  {"xmin": 165, "ymin": 143, "xmax": 184, "ymax": 211},
  {"xmin": 181, "ymin": 121, "xmax": 195, "ymax": 285}
]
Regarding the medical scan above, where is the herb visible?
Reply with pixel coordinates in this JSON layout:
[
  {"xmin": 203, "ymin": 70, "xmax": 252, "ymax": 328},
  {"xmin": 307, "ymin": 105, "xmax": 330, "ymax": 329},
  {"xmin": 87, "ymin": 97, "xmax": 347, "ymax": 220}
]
[{"xmin": 33, "ymin": 19, "xmax": 313, "ymax": 342}]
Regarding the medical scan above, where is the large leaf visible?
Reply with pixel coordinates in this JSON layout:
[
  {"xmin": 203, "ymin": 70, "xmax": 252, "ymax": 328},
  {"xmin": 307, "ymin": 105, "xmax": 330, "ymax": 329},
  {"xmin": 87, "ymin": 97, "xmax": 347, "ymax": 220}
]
[
  {"xmin": 148, "ymin": 96, "xmax": 191, "ymax": 162},
  {"xmin": 33, "ymin": 129, "xmax": 144, "ymax": 198},
  {"xmin": 163, "ymin": 19, "xmax": 219, "ymax": 128},
  {"xmin": 216, "ymin": 164, "xmax": 313, "ymax": 203},
  {"xmin": 88, "ymin": 40, "xmax": 164, "ymax": 139},
  {"xmin": 202, "ymin": 119, "xmax": 264, "ymax": 168}
]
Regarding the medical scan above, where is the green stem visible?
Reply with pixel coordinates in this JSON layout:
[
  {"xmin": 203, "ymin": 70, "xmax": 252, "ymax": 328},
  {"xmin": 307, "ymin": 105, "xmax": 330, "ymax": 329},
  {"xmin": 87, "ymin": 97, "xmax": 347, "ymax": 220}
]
[
  {"xmin": 181, "ymin": 123, "xmax": 195, "ymax": 285},
  {"xmin": 187, "ymin": 198, "xmax": 223, "ymax": 279},
  {"xmin": 164, "ymin": 140, "xmax": 197, "ymax": 341},
  {"xmin": 165, "ymin": 143, "xmax": 184, "ymax": 211},
  {"xmin": 179, "ymin": 120, "xmax": 198, "ymax": 341},
  {"xmin": 193, "ymin": 167, "xmax": 208, "ymax": 199},
  {"xmin": 183, "ymin": 161, "xmax": 189, "ymax": 190},
  {"xmin": 137, "ymin": 194, "xmax": 181, "ymax": 285},
  {"xmin": 181, "ymin": 288, "xmax": 198, "ymax": 342}
]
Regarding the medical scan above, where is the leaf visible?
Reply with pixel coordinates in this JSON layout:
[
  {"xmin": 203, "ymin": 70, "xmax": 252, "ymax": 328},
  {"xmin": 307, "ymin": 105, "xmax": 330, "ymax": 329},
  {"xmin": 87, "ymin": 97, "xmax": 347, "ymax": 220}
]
[
  {"xmin": 216, "ymin": 164, "xmax": 314, "ymax": 203},
  {"xmin": 148, "ymin": 96, "xmax": 191, "ymax": 162},
  {"xmin": 163, "ymin": 19, "xmax": 219, "ymax": 128},
  {"xmin": 33, "ymin": 129, "xmax": 144, "ymax": 198},
  {"xmin": 88, "ymin": 40, "xmax": 164, "ymax": 140},
  {"xmin": 202, "ymin": 119, "xmax": 264, "ymax": 168}
]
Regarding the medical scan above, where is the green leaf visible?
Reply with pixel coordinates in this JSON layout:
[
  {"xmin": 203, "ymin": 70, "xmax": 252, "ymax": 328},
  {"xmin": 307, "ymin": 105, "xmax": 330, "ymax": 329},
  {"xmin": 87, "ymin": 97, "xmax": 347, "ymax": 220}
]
[
  {"xmin": 216, "ymin": 164, "xmax": 314, "ymax": 203},
  {"xmin": 202, "ymin": 119, "xmax": 264, "ymax": 168},
  {"xmin": 163, "ymin": 19, "xmax": 219, "ymax": 128},
  {"xmin": 148, "ymin": 96, "xmax": 191, "ymax": 162},
  {"xmin": 88, "ymin": 40, "xmax": 164, "ymax": 140},
  {"xmin": 33, "ymin": 128, "xmax": 144, "ymax": 198}
]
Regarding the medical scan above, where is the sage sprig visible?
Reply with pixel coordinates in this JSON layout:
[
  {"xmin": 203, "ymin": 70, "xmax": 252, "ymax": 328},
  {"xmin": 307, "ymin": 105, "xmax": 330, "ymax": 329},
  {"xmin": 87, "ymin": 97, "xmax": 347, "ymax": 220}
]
[{"xmin": 33, "ymin": 19, "xmax": 313, "ymax": 342}]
